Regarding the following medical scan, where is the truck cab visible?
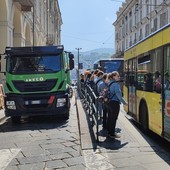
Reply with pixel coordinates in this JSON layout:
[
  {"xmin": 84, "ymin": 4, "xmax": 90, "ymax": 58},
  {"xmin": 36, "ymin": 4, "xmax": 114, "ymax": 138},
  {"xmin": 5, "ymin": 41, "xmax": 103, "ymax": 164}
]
[{"xmin": 3, "ymin": 45, "xmax": 74, "ymax": 123}]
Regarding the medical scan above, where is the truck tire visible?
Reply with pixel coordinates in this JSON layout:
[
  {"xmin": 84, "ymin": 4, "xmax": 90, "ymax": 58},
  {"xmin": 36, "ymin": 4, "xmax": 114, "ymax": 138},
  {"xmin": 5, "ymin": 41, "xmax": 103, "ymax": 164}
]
[
  {"xmin": 11, "ymin": 116, "xmax": 21, "ymax": 124},
  {"xmin": 64, "ymin": 112, "xmax": 69, "ymax": 120}
]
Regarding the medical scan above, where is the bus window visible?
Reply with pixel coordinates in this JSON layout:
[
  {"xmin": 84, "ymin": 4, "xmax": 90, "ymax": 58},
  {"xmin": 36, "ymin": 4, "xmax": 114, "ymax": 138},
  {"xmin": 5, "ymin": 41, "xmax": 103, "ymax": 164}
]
[
  {"xmin": 164, "ymin": 45, "xmax": 170, "ymax": 139},
  {"xmin": 143, "ymin": 73, "xmax": 153, "ymax": 92},
  {"xmin": 124, "ymin": 61, "xmax": 129, "ymax": 87},
  {"xmin": 164, "ymin": 46, "xmax": 170, "ymax": 90},
  {"xmin": 152, "ymin": 48, "xmax": 163, "ymax": 93},
  {"xmin": 137, "ymin": 55, "xmax": 154, "ymax": 92}
]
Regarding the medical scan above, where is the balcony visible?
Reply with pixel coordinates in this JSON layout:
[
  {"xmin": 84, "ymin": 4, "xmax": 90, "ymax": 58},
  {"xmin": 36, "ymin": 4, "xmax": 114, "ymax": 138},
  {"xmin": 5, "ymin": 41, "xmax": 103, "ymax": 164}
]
[{"xmin": 14, "ymin": 0, "xmax": 33, "ymax": 11}]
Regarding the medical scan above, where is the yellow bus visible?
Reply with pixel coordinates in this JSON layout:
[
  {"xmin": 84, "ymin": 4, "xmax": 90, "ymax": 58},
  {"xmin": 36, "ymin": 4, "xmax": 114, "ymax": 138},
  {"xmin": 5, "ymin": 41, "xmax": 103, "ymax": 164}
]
[{"xmin": 124, "ymin": 23, "xmax": 170, "ymax": 141}]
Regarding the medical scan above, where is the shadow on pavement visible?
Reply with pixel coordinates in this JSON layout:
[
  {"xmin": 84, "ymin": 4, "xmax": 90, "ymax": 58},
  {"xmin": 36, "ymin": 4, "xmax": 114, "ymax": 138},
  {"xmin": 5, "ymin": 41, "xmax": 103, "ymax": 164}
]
[{"xmin": 0, "ymin": 115, "xmax": 69, "ymax": 132}]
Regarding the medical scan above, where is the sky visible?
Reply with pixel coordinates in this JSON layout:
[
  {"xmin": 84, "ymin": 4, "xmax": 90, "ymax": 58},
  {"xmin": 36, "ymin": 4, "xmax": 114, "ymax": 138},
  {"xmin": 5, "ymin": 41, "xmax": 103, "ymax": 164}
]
[{"xmin": 58, "ymin": 0, "xmax": 124, "ymax": 52}]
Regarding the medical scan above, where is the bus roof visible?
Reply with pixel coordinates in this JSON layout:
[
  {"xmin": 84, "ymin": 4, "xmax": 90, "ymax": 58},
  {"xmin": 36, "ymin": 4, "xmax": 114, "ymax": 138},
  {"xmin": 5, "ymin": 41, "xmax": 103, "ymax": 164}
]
[{"xmin": 93, "ymin": 58, "xmax": 124, "ymax": 64}]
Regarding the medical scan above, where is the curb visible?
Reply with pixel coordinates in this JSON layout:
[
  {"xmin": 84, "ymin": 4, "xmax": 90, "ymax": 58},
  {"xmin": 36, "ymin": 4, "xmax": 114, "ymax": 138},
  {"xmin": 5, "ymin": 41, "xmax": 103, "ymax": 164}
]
[
  {"xmin": 0, "ymin": 109, "xmax": 5, "ymax": 122},
  {"xmin": 75, "ymin": 92, "xmax": 95, "ymax": 150}
]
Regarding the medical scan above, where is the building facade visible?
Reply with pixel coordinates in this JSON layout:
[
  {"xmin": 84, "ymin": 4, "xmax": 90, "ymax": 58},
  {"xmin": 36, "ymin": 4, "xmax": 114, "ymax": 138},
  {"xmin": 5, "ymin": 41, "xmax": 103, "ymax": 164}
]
[
  {"xmin": 113, "ymin": 0, "xmax": 170, "ymax": 57},
  {"xmin": 0, "ymin": 0, "xmax": 62, "ymax": 72}
]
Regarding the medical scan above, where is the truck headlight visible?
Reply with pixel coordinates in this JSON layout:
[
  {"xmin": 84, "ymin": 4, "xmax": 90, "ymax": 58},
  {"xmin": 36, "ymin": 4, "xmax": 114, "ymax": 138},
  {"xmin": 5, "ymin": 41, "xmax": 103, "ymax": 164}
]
[
  {"xmin": 6, "ymin": 101, "xmax": 16, "ymax": 110},
  {"xmin": 56, "ymin": 98, "xmax": 66, "ymax": 107},
  {"xmin": 6, "ymin": 101, "xmax": 15, "ymax": 105}
]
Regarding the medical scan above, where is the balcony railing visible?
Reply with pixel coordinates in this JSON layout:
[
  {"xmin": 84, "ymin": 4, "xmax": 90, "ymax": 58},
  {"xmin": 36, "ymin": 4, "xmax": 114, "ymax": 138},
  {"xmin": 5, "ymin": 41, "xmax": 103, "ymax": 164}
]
[{"xmin": 14, "ymin": 0, "xmax": 33, "ymax": 11}]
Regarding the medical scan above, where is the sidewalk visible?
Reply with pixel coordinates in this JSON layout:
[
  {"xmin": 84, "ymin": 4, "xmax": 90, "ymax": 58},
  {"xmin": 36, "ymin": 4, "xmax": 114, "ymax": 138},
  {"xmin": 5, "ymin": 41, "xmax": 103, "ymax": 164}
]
[
  {"xmin": 76, "ymin": 96, "xmax": 170, "ymax": 170},
  {"xmin": 0, "ymin": 109, "xmax": 5, "ymax": 122}
]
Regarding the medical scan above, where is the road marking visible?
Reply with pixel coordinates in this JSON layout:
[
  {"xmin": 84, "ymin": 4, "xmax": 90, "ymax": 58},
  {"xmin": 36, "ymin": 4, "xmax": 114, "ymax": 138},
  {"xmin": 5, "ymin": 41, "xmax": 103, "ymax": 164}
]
[{"xmin": 0, "ymin": 148, "xmax": 21, "ymax": 170}]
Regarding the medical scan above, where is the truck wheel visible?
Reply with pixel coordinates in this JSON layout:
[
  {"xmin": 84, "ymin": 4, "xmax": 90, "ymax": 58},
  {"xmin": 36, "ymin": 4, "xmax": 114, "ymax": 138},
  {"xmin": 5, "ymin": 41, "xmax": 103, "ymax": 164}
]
[
  {"xmin": 64, "ymin": 112, "xmax": 69, "ymax": 120},
  {"xmin": 11, "ymin": 116, "xmax": 21, "ymax": 124}
]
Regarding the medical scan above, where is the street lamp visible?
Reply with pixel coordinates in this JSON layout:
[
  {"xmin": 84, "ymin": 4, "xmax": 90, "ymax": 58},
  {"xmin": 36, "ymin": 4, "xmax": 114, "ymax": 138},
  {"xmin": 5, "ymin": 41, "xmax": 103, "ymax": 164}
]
[{"xmin": 75, "ymin": 48, "xmax": 82, "ymax": 93}]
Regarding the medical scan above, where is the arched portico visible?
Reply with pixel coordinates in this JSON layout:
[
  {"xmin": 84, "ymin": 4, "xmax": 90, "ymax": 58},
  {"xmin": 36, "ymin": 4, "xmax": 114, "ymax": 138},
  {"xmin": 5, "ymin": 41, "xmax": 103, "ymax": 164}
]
[
  {"xmin": 13, "ymin": 6, "xmax": 22, "ymax": 47},
  {"xmin": 0, "ymin": 0, "xmax": 8, "ymax": 53}
]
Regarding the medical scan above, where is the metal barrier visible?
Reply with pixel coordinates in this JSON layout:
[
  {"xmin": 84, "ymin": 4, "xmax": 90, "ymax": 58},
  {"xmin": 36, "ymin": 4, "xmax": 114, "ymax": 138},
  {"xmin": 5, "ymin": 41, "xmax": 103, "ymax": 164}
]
[{"xmin": 79, "ymin": 82, "xmax": 100, "ymax": 142}]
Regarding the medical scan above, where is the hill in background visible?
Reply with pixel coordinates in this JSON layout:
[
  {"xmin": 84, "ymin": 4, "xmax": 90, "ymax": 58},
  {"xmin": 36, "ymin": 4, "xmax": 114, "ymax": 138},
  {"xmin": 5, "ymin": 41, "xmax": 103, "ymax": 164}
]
[
  {"xmin": 70, "ymin": 48, "xmax": 114, "ymax": 79},
  {"xmin": 72, "ymin": 48, "xmax": 114, "ymax": 69}
]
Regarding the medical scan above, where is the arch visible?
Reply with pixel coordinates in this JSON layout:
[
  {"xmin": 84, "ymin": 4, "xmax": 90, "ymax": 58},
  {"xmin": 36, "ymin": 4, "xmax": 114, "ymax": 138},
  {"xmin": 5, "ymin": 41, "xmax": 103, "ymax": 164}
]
[
  {"xmin": 0, "ymin": 1, "xmax": 7, "ymax": 83},
  {"xmin": 0, "ymin": 0, "xmax": 7, "ymax": 20},
  {"xmin": 13, "ymin": 6, "xmax": 22, "ymax": 46},
  {"xmin": 0, "ymin": 0, "xmax": 8, "ymax": 52}
]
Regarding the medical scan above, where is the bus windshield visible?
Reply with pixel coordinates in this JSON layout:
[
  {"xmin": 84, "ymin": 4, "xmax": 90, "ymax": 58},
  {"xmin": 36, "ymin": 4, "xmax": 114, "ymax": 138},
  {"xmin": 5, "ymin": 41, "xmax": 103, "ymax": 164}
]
[
  {"xmin": 7, "ymin": 55, "xmax": 61, "ymax": 74},
  {"xmin": 100, "ymin": 60, "xmax": 124, "ymax": 73}
]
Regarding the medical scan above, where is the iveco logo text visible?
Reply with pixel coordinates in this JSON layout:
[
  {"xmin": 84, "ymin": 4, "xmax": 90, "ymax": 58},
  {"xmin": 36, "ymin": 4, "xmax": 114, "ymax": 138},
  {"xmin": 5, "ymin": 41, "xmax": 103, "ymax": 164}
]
[{"xmin": 25, "ymin": 77, "xmax": 44, "ymax": 82}]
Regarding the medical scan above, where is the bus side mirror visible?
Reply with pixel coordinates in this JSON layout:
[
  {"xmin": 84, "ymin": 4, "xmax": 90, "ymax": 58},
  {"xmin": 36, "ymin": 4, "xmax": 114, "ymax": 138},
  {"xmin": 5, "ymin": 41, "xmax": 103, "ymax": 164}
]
[{"xmin": 69, "ymin": 53, "xmax": 74, "ymax": 70}]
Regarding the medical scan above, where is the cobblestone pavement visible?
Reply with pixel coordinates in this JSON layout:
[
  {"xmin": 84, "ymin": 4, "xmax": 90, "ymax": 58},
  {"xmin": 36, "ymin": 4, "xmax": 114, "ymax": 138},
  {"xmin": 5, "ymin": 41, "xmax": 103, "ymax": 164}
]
[{"xmin": 0, "ymin": 92, "xmax": 170, "ymax": 169}]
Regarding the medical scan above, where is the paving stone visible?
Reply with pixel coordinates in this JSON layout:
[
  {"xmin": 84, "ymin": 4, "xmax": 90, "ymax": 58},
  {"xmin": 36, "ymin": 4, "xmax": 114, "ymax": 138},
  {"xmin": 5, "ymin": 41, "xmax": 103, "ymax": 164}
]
[
  {"xmin": 18, "ymin": 162, "xmax": 45, "ymax": 170},
  {"xmin": 68, "ymin": 150, "xmax": 81, "ymax": 157},
  {"xmin": 143, "ymin": 162, "xmax": 170, "ymax": 170},
  {"xmin": 58, "ymin": 164, "xmax": 87, "ymax": 170},
  {"xmin": 50, "ymin": 153, "xmax": 72, "ymax": 160},
  {"xmin": 108, "ymin": 157, "xmax": 142, "ymax": 168},
  {"xmin": 5, "ymin": 166, "xmax": 19, "ymax": 170},
  {"xmin": 47, "ymin": 146, "xmax": 75, "ymax": 155},
  {"xmin": 0, "ymin": 149, "xmax": 20, "ymax": 170},
  {"xmin": 133, "ymin": 153, "xmax": 167, "ymax": 164},
  {"xmin": 17, "ymin": 155, "xmax": 50, "ymax": 165},
  {"xmin": 45, "ymin": 160, "xmax": 67, "ymax": 169},
  {"xmin": 115, "ymin": 165, "xmax": 148, "ymax": 170},
  {"xmin": 101, "ymin": 152, "xmax": 133, "ymax": 160},
  {"xmin": 63, "ymin": 156, "xmax": 85, "ymax": 166}
]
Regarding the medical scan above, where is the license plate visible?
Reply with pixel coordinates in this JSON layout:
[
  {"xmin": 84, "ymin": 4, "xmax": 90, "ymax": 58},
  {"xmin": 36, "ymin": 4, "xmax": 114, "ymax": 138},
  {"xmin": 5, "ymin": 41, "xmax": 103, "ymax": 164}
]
[{"xmin": 25, "ymin": 100, "xmax": 41, "ymax": 105}]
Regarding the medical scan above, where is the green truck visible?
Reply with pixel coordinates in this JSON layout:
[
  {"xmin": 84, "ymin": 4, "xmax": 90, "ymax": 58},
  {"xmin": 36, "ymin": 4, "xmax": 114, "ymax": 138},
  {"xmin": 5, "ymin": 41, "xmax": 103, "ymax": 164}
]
[{"xmin": 1, "ymin": 45, "xmax": 74, "ymax": 123}]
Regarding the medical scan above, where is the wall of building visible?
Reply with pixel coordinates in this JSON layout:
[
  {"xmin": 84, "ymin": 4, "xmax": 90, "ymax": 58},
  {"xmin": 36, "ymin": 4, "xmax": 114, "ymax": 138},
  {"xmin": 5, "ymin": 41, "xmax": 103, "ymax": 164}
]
[
  {"xmin": 0, "ymin": 0, "xmax": 62, "ymax": 82},
  {"xmin": 114, "ymin": 0, "xmax": 170, "ymax": 57}
]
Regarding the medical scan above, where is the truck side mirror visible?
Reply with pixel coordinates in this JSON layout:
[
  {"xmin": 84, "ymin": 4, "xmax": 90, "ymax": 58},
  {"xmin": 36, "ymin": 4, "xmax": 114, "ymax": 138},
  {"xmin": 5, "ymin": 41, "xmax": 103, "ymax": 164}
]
[{"xmin": 69, "ymin": 53, "xmax": 74, "ymax": 70}]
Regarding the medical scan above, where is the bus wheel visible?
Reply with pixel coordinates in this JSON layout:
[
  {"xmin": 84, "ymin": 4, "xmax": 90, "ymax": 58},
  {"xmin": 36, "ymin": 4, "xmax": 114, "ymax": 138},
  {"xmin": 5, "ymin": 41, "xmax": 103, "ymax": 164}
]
[
  {"xmin": 11, "ymin": 116, "xmax": 21, "ymax": 124},
  {"xmin": 140, "ymin": 103, "xmax": 148, "ymax": 131}
]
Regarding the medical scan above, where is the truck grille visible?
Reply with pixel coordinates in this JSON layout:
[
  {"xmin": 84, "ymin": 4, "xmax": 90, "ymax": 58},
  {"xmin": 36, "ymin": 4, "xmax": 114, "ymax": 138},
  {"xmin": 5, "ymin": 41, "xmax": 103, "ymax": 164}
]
[{"xmin": 12, "ymin": 79, "xmax": 57, "ymax": 92}]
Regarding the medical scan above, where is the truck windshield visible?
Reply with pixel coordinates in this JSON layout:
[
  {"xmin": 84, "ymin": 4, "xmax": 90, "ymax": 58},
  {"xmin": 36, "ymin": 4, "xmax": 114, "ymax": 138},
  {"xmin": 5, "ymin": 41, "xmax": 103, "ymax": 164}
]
[{"xmin": 7, "ymin": 55, "xmax": 61, "ymax": 74}]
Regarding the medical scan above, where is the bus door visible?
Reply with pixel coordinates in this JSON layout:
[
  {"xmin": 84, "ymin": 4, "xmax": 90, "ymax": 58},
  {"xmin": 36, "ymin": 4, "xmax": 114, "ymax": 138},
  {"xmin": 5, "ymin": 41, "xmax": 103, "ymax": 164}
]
[
  {"xmin": 128, "ymin": 59, "xmax": 137, "ymax": 118},
  {"xmin": 163, "ymin": 46, "xmax": 170, "ymax": 139}
]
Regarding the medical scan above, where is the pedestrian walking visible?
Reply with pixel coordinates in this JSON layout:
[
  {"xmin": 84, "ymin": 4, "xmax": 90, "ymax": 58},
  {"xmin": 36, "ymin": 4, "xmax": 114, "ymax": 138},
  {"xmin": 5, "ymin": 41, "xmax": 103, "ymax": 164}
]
[{"xmin": 107, "ymin": 71, "xmax": 128, "ymax": 138}]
